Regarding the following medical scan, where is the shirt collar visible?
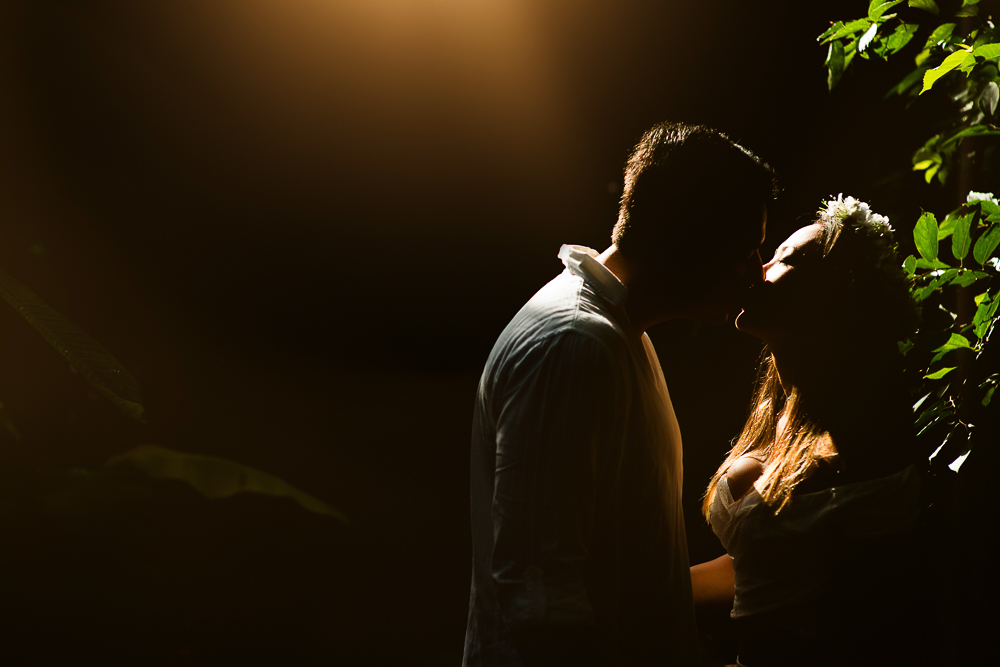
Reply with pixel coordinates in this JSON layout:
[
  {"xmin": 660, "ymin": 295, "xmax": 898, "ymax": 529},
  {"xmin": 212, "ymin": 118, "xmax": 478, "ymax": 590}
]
[{"xmin": 558, "ymin": 244, "xmax": 629, "ymax": 307}]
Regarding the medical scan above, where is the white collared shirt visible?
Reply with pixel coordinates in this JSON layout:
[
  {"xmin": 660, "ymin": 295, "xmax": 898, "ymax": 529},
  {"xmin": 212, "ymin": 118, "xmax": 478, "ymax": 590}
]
[{"xmin": 465, "ymin": 244, "xmax": 697, "ymax": 666}]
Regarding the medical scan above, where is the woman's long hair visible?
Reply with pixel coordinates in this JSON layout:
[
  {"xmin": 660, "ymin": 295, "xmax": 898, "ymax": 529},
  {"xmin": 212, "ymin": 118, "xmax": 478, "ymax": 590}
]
[
  {"xmin": 702, "ymin": 350, "xmax": 834, "ymax": 514},
  {"xmin": 702, "ymin": 204, "xmax": 917, "ymax": 516}
]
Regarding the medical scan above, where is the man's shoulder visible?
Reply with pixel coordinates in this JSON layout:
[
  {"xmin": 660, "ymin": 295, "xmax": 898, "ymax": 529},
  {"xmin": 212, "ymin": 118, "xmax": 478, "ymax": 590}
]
[{"xmin": 503, "ymin": 271, "xmax": 629, "ymax": 351}]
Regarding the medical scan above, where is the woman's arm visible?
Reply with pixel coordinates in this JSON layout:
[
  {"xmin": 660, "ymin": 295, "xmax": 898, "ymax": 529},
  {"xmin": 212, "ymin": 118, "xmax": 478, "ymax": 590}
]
[{"xmin": 690, "ymin": 554, "xmax": 735, "ymax": 608}]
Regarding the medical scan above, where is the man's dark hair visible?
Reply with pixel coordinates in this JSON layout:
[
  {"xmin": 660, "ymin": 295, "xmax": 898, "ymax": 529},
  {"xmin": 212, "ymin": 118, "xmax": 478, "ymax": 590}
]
[{"xmin": 612, "ymin": 121, "xmax": 777, "ymax": 266}]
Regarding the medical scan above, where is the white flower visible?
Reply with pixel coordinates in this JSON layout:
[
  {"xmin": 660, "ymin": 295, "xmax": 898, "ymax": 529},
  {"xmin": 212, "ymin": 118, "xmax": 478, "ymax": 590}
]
[
  {"xmin": 821, "ymin": 193, "xmax": 894, "ymax": 235},
  {"xmin": 967, "ymin": 191, "xmax": 999, "ymax": 205}
]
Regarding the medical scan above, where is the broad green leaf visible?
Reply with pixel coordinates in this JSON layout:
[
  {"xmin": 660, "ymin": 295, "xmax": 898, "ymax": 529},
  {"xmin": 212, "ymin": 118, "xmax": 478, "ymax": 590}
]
[
  {"xmin": 923, "ymin": 23, "xmax": 956, "ymax": 51},
  {"xmin": 108, "ymin": 444, "xmax": 348, "ymax": 522},
  {"xmin": 973, "ymin": 293, "xmax": 1000, "ymax": 339},
  {"xmin": 932, "ymin": 332, "xmax": 974, "ymax": 353},
  {"xmin": 952, "ymin": 270, "xmax": 989, "ymax": 287},
  {"xmin": 870, "ymin": 0, "xmax": 905, "ymax": 20},
  {"xmin": 942, "ymin": 125, "xmax": 1000, "ymax": 147},
  {"xmin": 969, "ymin": 198, "xmax": 1000, "ymax": 222},
  {"xmin": 916, "ymin": 284, "xmax": 937, "ymax": 302},
  {"xmin": 909, "ymin": 0, "xmax": 940, "ymax": 15},
  {"xmin": 980, "ymin": 81, "xmax": 999, "ymax": 117},
  {"xmin": 914, "ymin": 257, "xmax": 949, "ymax": 270},
  {"xmin": 921, "ymin": 49, "xmax": 975, "ymax": 94},
  {"xmin": 973, "ymin": 43, "xmax": 1000, "ymax": 60},
  {"xmin": 973, "ymin": 224, "xmax": 1000, "ymax": 265},
  {"xmin": 827, "ymin": 41, "xmax": 846, "ymax": 90},
  {"xmin": 818, "ymin": 21, "xmax": 847, "ymax": 43},
  {"xmin": 925, "ymin": 163, "xmax": 940, "ymax": 182},
  {"xmin": 0, "ymin": 268, "xmax": 144, "ymax": 422},
  {"xmin": 951, "ymin": 213, "xmax": 974, "ymax": 260},
  {"xmin": 822, "ymin": 19, "xmax": 872, "ymax": 45},
  {"xmin": 937, "ymin": 214, "xmax": 958, "ymax": 238},
  {"xmin": 859, "ymin": 24, "xmax": 879, "ymax": 53},
  {"xmin": 974, "ymin": 292, "xmax": 990, "ymax": 306},
  {"xmin": 914, "ymin": 211, "xmax": 939, "ymax": 263},
  {"xmin": 915, "ymin": 398, "xmax": 949, "ymax": 428},
  {"xmin": 903, "ymin": 254, "xmax": 917, "ymax": 277},
  {"xmin": 884, "ymin": 66, "xmax": 928, "ymax": 98},
  {"xmin": 984, "ymin": 385, "xmax": 996, "ymax": 406},
  {"xmin": 956, "ymin": 3, "xmax": 979, "ymax": 18},
  {"xmin": 925, "ymin": 366, "xmax": 957, "ymax": 379},
  {"xmin": 885, "ymin": 23, "xmax": 919, "ymax": 54}
]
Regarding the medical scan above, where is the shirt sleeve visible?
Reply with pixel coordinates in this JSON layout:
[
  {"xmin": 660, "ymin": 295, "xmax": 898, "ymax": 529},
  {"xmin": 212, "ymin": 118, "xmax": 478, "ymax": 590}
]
[{"xmin": 490, "ymin": 328, "xmax": 624, "ymax": 632}]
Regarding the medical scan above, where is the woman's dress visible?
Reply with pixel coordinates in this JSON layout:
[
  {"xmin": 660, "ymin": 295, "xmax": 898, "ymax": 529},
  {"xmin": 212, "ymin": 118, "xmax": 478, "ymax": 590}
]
[{"xmin": 709, "ymin": 465, "xmax": 940, "ymax": 665}]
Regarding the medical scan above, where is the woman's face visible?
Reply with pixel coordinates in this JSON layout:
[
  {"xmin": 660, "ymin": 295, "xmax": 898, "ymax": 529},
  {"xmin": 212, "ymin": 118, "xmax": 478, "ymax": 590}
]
[{"xmin": 735, "ymin": 223, "xmax": 828, "ymax": 340}]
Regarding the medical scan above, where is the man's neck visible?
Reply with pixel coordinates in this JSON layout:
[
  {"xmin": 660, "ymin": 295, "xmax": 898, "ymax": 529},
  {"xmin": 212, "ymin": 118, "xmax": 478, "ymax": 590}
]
[{"xmin": 596, "ymin": 245, "xmax": 672, "ymax": 334}]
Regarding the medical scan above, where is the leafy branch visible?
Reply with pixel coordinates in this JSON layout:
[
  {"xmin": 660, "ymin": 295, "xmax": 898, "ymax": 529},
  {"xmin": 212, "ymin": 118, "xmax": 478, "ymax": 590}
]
[{"xmin": 820, "ymin": 0, "xmax": 999, "ymax": 184}]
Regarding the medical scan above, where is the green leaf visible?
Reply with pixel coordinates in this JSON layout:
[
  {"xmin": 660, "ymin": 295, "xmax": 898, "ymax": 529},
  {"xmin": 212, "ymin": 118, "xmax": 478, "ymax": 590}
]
[
  {"xmin": 108, "ymin": 444, "xmax": 348, "ymax": 522},
  {"xmin": 974, "ymin": 292, "xmax": 990, "ymax": 306},
  {"xmin": 818, "ymin": 21, "xmax": 847, "ymax": 43},
  {"xmin": 937, "ymin": 213, "xmax": 958, "ymax": 238},
  {"xmin": 914, "ymin": 257, "xmax": 949, "ymax": 270},
  {"xmin": 908, "ymin": 0, "xmax": 940, "ymax": 15},
  {"xmin": 951, "ymin": 213, "xmax": 974, "ymax": 260},
  {"xmin": 932, "ymin": 332, "xmax": 974, "ymax": 353},
  {"xmin": 921, "ymin": 49, "xmax": 975, "ymax": 94},
  {"xmin": 870, "ymin": 0, "xmax": 905, "ymax": 20},
  {"xmin": 983, "ymin": 385, "xmax": 996, "ymax": 406},
  {"xmin": 925, "ymin": 163, "xmax": 940, "ymax": 182},
  {"xmin": 859, "ymin": 24, "xmax": 879, "ymax": 53},
  {"xmin": 822, "ymin": 19, "xmax": 873, "ymax": 45},
  {"xmin": 885, "ymin": 23, "xmax": 919, "ymax": 55},
  {"xmin": 925, "ymin": 366, "xmax": 957, "ymax": 379},
  {"xmin": 972, "ymin": 43, "xmax": 1000, "ymax": 60},
  {"xmin": 941, "ymin": 125, "xmax": 1000, "ymax": 148},
  {"xmin": 885, "ymin": 65, "xmax": 929, "ymax": 98},
  {"xmin": 973, "ymin": 224, "xmax": 1000, "ymax": 265},
  {"xmin": 952, "ymin": 270, "xmax": 989, "ymax": 287},
  {"xmin": 980, "ymin": 81, "xmax": 999, "ymax": 118},
  {"xmin": 914, "ymin": 211, "xmax": 939, "ymax": 263},
  {"xmin": 973, "ymin": 197, "xmax": 1000, "ymax": 220},
  {"xmin": 923, "ymin": 23, "xmax": 956, "ymax": 51},
  {"xmin": 904, "ymin": 254, "xmax": 918, "ymax": 277},
  {"xmin": 915, "ymin": 398, "xmax": 949, "ymax": 428},
  {"xmin": 827, "ymin": 40, "xmax": 846, "ymax": 90},
  {"xmin": 0, "ymin": 268, "xmax": 145, "ymax": 422},
  {"xmin": 973, "ymin": 293, "xmax": 1000, "ymax": 340}
]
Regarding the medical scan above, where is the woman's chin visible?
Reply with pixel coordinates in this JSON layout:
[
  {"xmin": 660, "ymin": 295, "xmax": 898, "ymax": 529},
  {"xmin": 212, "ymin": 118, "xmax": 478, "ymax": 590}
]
[{"xmin": 735, "ymin": 310, "xmax": 765, "ymax": 338}]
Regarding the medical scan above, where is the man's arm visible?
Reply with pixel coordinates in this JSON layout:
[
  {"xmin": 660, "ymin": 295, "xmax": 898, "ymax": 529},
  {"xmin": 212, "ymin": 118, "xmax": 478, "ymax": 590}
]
[{"xmin": 491, "ymin": 330, "xmax": 621, "ymax": 665}]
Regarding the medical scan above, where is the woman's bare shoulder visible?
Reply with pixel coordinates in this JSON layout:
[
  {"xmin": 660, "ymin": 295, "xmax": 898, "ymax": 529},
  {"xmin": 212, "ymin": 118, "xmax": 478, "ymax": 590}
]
[{"xmin": 726, "ymin": 455, "xmax": 765, "ymax": 502}]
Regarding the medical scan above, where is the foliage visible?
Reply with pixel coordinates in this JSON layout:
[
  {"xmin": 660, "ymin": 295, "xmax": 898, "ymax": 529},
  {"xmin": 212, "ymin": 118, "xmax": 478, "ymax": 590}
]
[
  {"xmin": 820, "ymin": 0, "xmax": 1000, "ymax": 184},
  {"xmin": 820, "ymin": 2, "xmax": 1000, "ymax": 471},
  {"xmin": 0, "ymin": 267, "xmax": 146, "ymax": 422},
  {"xmin": 109, "ymin": 444, "xmax": 348, "ymax": 522},
  {"xmin": 901, "ymin": 191, "xmax": 1000, "ymax": 467},
  {"xmin": 0, "ymin": 267, "xmax": 343, "ymax": 519}
]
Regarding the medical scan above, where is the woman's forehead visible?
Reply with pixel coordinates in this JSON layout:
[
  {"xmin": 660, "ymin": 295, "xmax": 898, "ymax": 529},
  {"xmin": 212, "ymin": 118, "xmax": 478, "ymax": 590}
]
[{"xmin": 778, "ymin": 224, "xmax": 825, "ymax": 252}]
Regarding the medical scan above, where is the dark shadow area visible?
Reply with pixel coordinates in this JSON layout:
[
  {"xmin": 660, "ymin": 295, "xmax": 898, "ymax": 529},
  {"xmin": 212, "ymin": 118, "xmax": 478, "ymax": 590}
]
[{"xmin": 0, "ymin": 0, "xmax": 995, "ymax": 663}]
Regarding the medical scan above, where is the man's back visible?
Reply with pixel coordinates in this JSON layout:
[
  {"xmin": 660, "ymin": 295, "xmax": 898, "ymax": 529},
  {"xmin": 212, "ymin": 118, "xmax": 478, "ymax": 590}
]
[{"xmin": 464, "ymin": 246, "xmax": 698, "ymax": 666}]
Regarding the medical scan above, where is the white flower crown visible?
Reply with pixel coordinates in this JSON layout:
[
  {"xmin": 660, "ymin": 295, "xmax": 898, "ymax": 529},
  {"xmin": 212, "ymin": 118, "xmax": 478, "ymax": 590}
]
[{"xmin": 819, "ymin": 193, "xmax": 894, "ymax": 235}]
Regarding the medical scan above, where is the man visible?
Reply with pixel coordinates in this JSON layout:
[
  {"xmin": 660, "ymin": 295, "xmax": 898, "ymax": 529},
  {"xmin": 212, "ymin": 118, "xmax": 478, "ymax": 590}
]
[{"xmin": 464, "ymin": 121, "xmax": 775, "ymax": 666}]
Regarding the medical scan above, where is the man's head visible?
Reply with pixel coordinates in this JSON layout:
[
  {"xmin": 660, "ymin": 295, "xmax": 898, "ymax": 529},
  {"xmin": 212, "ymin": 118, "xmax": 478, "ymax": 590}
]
[{"xmin": 611, "ymin": 121, "xmax": 776, "ymax": 321}]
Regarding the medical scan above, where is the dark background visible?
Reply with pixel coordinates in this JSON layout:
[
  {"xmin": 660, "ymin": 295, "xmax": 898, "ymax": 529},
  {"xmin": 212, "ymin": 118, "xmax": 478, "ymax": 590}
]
[{"xmin": 0, "ymin": 1, "xmax": 994, "ymax": 664}]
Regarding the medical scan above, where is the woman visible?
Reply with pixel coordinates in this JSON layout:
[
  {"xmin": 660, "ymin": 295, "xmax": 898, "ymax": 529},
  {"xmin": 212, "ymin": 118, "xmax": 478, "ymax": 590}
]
[{"xmin": 692, "ymin": 196, "xmax": 939, "ymax": 666}]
